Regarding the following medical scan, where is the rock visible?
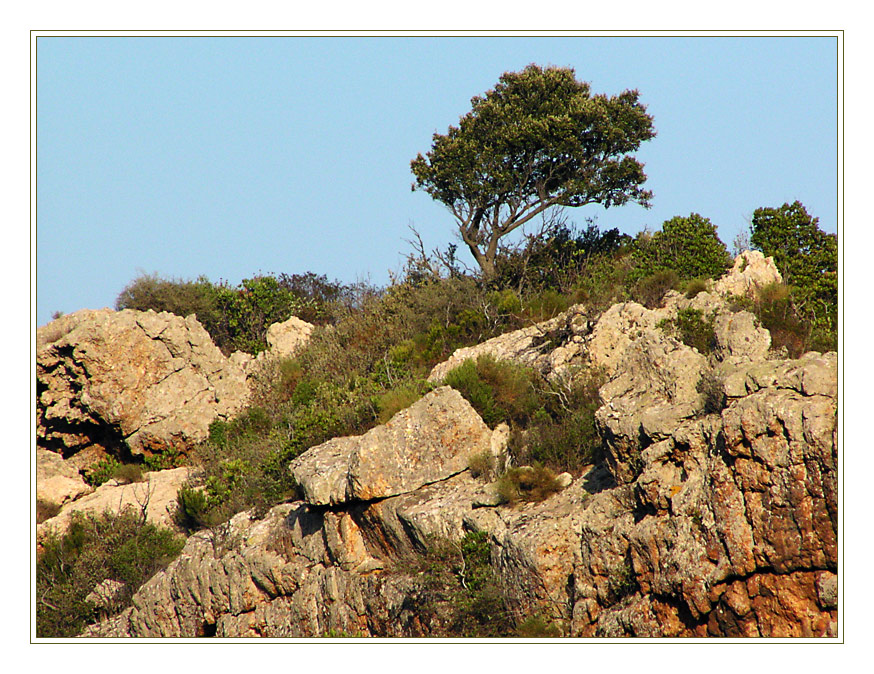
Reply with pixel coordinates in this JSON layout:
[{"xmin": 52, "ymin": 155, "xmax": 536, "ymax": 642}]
[
  {"xmin": 266, "ymin": 316, "xmax": 314, "ymax": 358},
  {"xmin": 290, "ymin": 387, "xmax": 492, "ymax": 505},
  {"xmin": 37, "ymin": 309, "xmax": 249, "ymax": 458},
  {"xmin": 85, "ymin": 579, "xmax": 127, "ymax": 611},
  {"xmin": 74, "ymin": 281, "xmax": 838, "ymax": 639},
  {"xmin": 230, "ymin": 316, "xmax": 316, "ymax": 378},
  {"xmin": 38, "ymin": 467, "xmax": 192, "ymax": 541},
  {"xmin": 36, "ymin": 448, "xmax": 92, "ymax": 507},
  {"xmin": 713, "ymin": 250, "xmax": 783, "ymax": 298},
  {"xmin": 428, "ymin": 305, "xmax": 590, "ymax": 382}
]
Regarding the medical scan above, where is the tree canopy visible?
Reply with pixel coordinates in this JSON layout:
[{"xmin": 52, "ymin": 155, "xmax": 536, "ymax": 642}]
[
  {"xmin": 750, "ymin": 201, "xmax": 837, "ymax": 333},
  {"xmin": 411, "ymin": 64, "xmax": 656, "ymax": 279}
]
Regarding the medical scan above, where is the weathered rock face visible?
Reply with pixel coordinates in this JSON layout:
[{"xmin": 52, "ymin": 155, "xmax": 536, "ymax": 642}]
[
  {"xmin": 428, "ymin": 305, "xmax": 591, "ymax": 382},
  {"xmin": 38, "ymin": 467, "xmax": 192, "ymax": 542},
  {"xmin": 36, "ymin": 448, "xmax": 93, "ymax": 508},
  {"xmin": 229, "ymin": 315, "xmax": 315, "ymax": 377},
  {"xmin": 79, "ymin": 254, "xmax": 838, "ymax": 639},
  {"xmin": 37, "ymin": 309, "xmax": 250, "ymax": 458},
  {"xmin": 713, "ymin": 250, "xmax": 783, "ymax": 298},
  {"xmin": 290, "ymin": 386, "xmax": 493, "ymax": 505}
]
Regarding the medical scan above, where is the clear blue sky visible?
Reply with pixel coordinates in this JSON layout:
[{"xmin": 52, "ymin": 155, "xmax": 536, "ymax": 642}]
[{"xmin": 36, "ymin": 35, "xmax": 838, "ymax": 325}]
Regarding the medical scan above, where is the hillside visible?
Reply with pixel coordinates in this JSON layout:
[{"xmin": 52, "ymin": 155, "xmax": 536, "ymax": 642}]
[{"xmin": 35, "ymin": 248, "xmax": 838, "ymax": 639}]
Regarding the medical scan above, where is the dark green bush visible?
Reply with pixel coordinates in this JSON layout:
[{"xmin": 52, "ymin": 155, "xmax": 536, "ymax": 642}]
[
  {"xmin": 82, "ymin": 457, "xmax": 123, "ymax": 488},
  {"xmin": 751, "ymin": 283, "xmax": 812, "ymax": 358},
  {"xmin": 750, "ymin": 201, "xmax": 837, "ymax": 338},
  {"xmin": 631, "ymin": 214, "xmax": 731, "ymax": 283},
  {"xmin": 492, "ymin": 217, "xmax": 631, "ymax": 297},
  {"xmin": 115, "ymin": 273, "xmax": 219, "ymax": 323},
  {"xmin": 660, "ymin": 308, "xmax": 716, "ymax": 354},
  {"xmin": 36, "ymin": 510, "xmax": 184, "ymax": 637},
  {"xmin": 631, "ymin": 270, "xmax": 679, "ymax": 309}
]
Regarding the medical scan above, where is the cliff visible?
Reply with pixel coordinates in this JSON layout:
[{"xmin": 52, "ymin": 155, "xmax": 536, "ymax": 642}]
[{"xmin": 36, "ymin": 252, "xmax": 838, "ymax": 638}]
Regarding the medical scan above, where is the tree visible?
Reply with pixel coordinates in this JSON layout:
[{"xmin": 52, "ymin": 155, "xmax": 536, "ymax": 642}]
[
  {"xmin": 631, "ymin": 213, "xmax": 731, "ymax": 282},
  {"xmin": 411, "ymin": 64, "xmax": 656, "ymax": 280},
  {"xmin": 750, "ymin": 201, "xmax": 837, "ymax": 333}
]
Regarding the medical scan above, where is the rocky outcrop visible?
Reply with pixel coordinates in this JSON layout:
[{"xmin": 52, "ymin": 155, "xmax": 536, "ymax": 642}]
[
  {"xmin": 38, "ymin": 467, "xmax": 192, "ymax": 541},
  {"xmin": 36, "ymin": 448, "xmax": 92, "ymax": 508},
  {"xmin": 37, "ymin": 309, "xmax": 250, "ymax": 459},
  {"xmin": 428, "ymin": 305, "xmax": 591, "ymax": 382},
  {"xmin": 78, "ymin": 254, "xmax": 838, "ymax": 639},
  {"xmin": 713, "ymin": 250, "xmax": 783, "ymax": 298},
  {"xmin": 289, "ymin": 387, "xmax": 493, "ymax": 505},
  {"xmin": 229, "ymin": 315, "xmax": 315, "ymax": 377}
]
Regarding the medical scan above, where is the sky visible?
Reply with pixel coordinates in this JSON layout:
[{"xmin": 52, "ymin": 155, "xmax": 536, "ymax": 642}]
[{"xmin": 35, "ymin": 35, "xmax": 839, "ymax": 325}]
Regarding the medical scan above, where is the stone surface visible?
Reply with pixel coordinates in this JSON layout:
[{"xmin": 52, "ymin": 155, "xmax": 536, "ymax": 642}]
[
  {"xmin": 76, "ymin": 257, "xmax": 838, "ymax": 638},
  {"xmin": 38, "ymin": 467, "xmax": 192, "ymax": 541},
  {"xmin": 37, "ymin": 309, "xmax": 249, "ymax": 458},
  {"xmin": 713, "ymin": 250, "xmax": 783, "ymax": 298},
  {"xmin": 428, "ymin": 305, "xmax": 590, "ymax": 382},
  {"xmin": 36, "ymin": 448, "xmax": 92, "ymax": 507},
  {"xmin": 290, "ymin": 386, "xmax": 492, "ymax": 505}
]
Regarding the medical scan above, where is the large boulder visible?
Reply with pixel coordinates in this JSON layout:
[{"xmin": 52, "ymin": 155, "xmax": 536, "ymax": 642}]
[
  {"xmin": 289, "ymin": 386, "xmax": 493, "ymax": 505},
  {"xmin": 37, "ymin": 309, "xmax": 249, "ymax": 458}
]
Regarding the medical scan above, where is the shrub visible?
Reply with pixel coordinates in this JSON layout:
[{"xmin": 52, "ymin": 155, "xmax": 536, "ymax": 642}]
[
  {"xmin": 683, "ymin": 277, "xmax": 710, "ymax": 299},
  {"xmin": 516, "ymin": 368, "xmax": 605, "ymax": 474},
  {"xmin": 697, "ymin": 370, "xmax": 726, "ymax": 415},
  {"xmin": 36, "ymin": 510, "xmax": 184, "ymax": 637},
  {"xmin": 660, "ymin": 308, "xmax": 716, "ymax": 355},
  {"xmin": 467, "ymin": 451, "xmax": 496, "ymax": 481},
  {"xmin": 492, "ymin": 215, "xmax": 631, "ymax": 297},
  {"xmin": 443, "ymin": 356, "xmax": 541, "ymax": 428},
  {"xmin": 631, "ymin": 214, "xmax": 731, "ymax": 282},
  {"xmin": 37, "ymin": 499, "xmax": 62, "ymax": 524},
  {"xmin": 751, "ymin": 282, "xmax": 811, "ymax": 358},
  {"xmin": 82, "ymin": 457, "xmax": 123, "ymax": 488},
  {"xmin": 112, "ymin": 463, "xmax": 145, "ymax": 485},
  {"xmin": 116, "ymin": 273, "xmax": 218, "ymax": 322},
  {"xmin": 495, "ymin": 465, "xmax": 564, "ymax": 505},
  {"xmin": 750, "ymin": 201, "xmax": 837, "ymax": 337},
  {"xmin": 631, "ymin": 270, "xmax": 679, "ymax": 308},
  {"xmin": 515, "ymin": 614, "xmax": 563, "ymax": 638}
]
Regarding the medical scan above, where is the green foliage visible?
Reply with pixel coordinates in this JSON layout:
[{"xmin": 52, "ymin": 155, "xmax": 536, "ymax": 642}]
[
  {"xmin": 115, "ymin": 272, "xmax": 219, "ymax": 323},
  {"xmin": 142, "ymin": 447, "xmax": 185, "ymax": 472},
  {"xmin": 515, "ymin": 614, "xmax": 563, "ymax": 638},
  {"xmin": 412, "ymin": 64, "xmax": 655, "ymax": 279},
  {"xmin": 516, "ymin": 369, "xmax": 606, "ymax": 474},
  {"xmin": 443, "ymin": 356, "xmax": 542, "ymax": 428},
  {"xmin": 631, "ymin": 214, "xmax": 731, "ymax": 283},
  {"xmin": 750, "ymin": 201, "xmax": 837, "ymax": 335},
  {"xmin": 749, "ymin": 282, "xmax": 818, "ymax": 358},
  {"xmin": 659, "ymin": 308, "xmax": 717, "ymax": 354},
  {"xmin": 82, "ymin": 457, "xmax": 123, "ymax": 488},
  {"xmin": 36, "ymin": 511, "xmax": 184, "ymax": 637},
  {"xmin": 467, "ymin": 451, "xmax": 496, "ymax": 481},
  {"xmin": 117, "ymin": 271, "xmax": 353, "ymax": 355},
  {"xmin": 683, "ymin": 277, "xmax": 710, "ymax": 299},
  {"xmin": 37, "ymin": 498, "xmax": 61, "ymax": 524},
  {"xmin": 492, "ymin": 216, "xmax": 632, "ymax": 297}
]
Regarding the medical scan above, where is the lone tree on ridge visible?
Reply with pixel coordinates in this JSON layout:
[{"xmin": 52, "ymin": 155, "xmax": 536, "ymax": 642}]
[{"xmin": 411, "ymin": 64, "xmax": 656, "ymax": 280}]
